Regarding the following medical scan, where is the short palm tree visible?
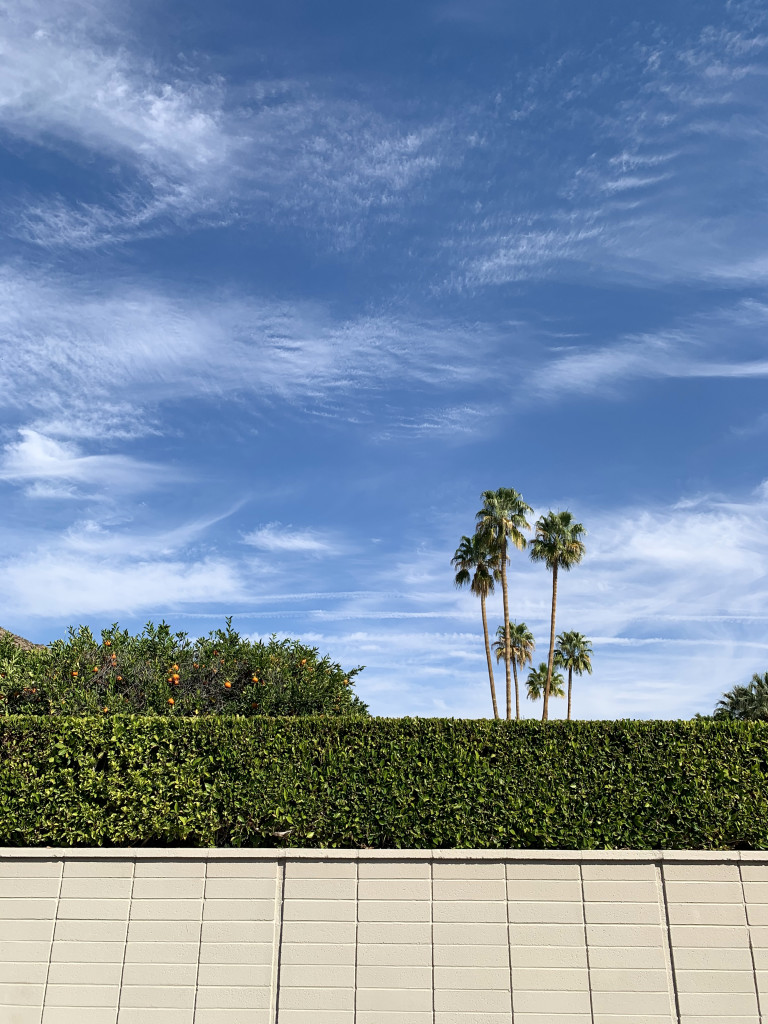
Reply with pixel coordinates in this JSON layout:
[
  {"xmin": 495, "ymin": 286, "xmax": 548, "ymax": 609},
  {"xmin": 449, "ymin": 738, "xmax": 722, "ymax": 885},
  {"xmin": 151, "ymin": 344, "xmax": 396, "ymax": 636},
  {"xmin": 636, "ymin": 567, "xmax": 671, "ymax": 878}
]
[
  {"xmin": 476, "ymin": 489, "xmax": 533, "ymax": 721},
  {"xmin": 493, "ymin": 621, "xmax": 535, "ymax": 721},
  {"xmin": 526, "ymin": 662, "xmax": 565, "ymax": 702},
  {"xmin": 452, "ymin": 533, "xmax": 502, "ymax": 720},
  {"xmin": 714, "ymin": 672, "xmax": 768, "ymax": 720},
  {"xmin": 554, "ymin": 631, "xmax": 592, "ymax": 721},
  {"xmin": 529, "ymin": 510, "xmax": 586, "ymax": 722}
]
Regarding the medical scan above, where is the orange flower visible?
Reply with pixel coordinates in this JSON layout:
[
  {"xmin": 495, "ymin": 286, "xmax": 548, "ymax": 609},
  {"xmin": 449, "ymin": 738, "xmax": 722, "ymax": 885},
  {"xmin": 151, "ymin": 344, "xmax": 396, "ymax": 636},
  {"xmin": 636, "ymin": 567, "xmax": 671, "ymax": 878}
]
[
  {"xmin": 224, "ymin": 680, "xmax": 232, "ymax": 689},
  {"xmin": 168, "ymin": 698, "xmax": 174, "ymax": 705},
  {"xmin": 252, "ymin": 676, "xmax": 258, "ymax": 683},
  {"xmin": 71, "ymin": 671, "xmax": 78, "ymax": 677}
]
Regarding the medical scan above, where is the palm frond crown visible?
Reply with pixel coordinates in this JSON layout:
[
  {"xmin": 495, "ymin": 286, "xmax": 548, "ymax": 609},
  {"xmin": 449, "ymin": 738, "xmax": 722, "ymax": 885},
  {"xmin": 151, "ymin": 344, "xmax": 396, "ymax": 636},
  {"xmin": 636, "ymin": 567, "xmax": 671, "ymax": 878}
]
[
  {"xmin": 493, "ymin": 622, "xmax": 535, "ymax": 667},
  {"xmin": 475, "ymin": 488, "xmax": 533, "ymax": 555},
  {"xmin": 451, "ymin": 534, "xmax": 500, "ymax": 599},
  {"xmin": 529, "ymin": 510, "xmax": 586, "ymax": 571},
  {"xmin": 526, "ymin": 662, "xmax": 565, "ymax": 701},
  {"xmin": 554, "ymin": 631, "xmax": 593, "ymax": 675}
]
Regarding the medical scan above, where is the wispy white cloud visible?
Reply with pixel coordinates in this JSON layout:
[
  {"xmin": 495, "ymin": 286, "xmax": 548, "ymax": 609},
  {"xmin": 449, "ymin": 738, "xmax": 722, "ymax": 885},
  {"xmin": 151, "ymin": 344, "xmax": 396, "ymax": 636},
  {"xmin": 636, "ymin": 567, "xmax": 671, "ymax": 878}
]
[{"xmin": 242, "ymin": 523, "xmax": 343, "ymax": 556}]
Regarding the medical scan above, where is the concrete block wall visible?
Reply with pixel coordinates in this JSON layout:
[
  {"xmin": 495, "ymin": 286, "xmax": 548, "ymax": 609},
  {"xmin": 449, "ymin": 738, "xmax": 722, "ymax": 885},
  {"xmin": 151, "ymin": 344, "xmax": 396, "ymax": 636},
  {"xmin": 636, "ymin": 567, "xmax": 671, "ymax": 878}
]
[{"xmin": 1, "ymin": 848, "xmax": 766, "ymax": 1023}]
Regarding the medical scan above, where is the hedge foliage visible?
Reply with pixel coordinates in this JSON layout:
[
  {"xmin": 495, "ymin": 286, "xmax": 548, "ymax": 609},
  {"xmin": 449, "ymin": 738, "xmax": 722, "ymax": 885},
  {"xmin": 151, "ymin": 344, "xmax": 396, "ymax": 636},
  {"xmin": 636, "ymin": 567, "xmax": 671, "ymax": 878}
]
[
  {"xmin": 2, "ymin": 717, "xmax": 768, "ymax": 848},
  {"xmin": 0, "ymin": 620, "xmax": 366, "ymax": 717}
]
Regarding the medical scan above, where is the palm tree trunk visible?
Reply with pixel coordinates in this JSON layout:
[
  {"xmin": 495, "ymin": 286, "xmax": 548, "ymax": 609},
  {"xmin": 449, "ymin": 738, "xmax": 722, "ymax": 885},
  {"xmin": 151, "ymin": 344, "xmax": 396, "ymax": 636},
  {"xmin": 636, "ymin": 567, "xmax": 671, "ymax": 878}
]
[
  {"xmin": 542, "ymin": 564, "xmax": 558, "ymax": 722},
  {"xmin": 512, "ymin": 657, "xmax": 520, "ymax": 720},
  {"xmin": 567, "ymin": 665, "xmax": 573, "ymax": 721},
  {"xmin": 500, "ymin": 538, "xmax": 512, "ymax": 721},
  {"xmin": 480, "ymin": 593, "xmax": 499, "ymax": 720}
]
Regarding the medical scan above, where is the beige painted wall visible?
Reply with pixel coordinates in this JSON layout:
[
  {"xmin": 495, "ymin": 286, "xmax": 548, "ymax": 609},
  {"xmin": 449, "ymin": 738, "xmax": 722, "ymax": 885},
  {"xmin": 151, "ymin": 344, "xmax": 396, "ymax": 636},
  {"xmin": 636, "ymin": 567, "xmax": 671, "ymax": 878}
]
[{"xmin": 0, "ymin": 848, "xmax": 765, "ymax": 1024}]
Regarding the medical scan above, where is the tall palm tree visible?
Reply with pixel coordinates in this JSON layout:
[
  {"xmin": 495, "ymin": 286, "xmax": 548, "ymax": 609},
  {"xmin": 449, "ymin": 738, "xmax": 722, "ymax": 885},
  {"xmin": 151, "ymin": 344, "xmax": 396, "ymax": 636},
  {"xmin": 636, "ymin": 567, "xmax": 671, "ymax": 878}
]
[
  {"xmin": 529, "ymin": 510, "xmax": 586, "ymax": 722},
  {"xmin": 452, "ymin": 533, "xmax": 502, "ymax": 720},
  {"xmin": 476, "ymin": 489, "xmax": 533, "ymax": 721},
  {"xmin": 526, "ymin": 662, "xmax": 565, "ymax": 702},
  {"xmin": 493, "ymin": 621, "xmax": 535, "ymax": 721},
  {"xmin": 554, "ymin": 631, "xmax": 592, "ymax": 721}
]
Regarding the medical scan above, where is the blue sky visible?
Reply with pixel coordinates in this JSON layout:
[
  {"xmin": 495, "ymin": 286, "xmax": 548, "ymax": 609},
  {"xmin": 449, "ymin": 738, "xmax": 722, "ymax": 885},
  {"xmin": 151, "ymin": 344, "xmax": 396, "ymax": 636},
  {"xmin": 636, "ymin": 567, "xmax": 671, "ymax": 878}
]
[{"xmin": 1, "ymin": 0, "xmax": 767, "ymax": 719}]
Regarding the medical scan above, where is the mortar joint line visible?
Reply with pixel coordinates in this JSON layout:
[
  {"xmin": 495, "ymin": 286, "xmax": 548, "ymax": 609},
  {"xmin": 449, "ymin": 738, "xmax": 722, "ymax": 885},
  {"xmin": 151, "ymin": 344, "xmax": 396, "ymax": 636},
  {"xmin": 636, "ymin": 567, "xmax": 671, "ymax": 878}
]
[
  {"xmin": 658, "ymin": 861, "xmax": 682, "ymax": 1024},
  {"xmin": 353, "ymin": 856, "xmax": 359, "ymax": 1024},
  {"xmin": 271, "ymin": 858, "xmax": 286, "ymax": 1024},
  {"xmin": 579, "ymin": 861, "xmax": 596, "ymax": 1024},
  {"xmin": 739, "ymin": 859, "xmax": 764, "ymax": 1023},
  {"xmin": 430, "ymin": 853, "xmax": 436, "ymax": 1024},
  {"xmin": 40, "ymin": 857, "xmax": 65, "ymax": 1024},
  {"xmin": 115, "ymin": 857, "xmax": 136, "ymax": 1024},
  {"xmin": 505, "ymin": 860, "xmax": 515, "ymax": 1023},
  {"xmin": 190, "ymin": 858, "xmax": 207, "ymax": 1024}
]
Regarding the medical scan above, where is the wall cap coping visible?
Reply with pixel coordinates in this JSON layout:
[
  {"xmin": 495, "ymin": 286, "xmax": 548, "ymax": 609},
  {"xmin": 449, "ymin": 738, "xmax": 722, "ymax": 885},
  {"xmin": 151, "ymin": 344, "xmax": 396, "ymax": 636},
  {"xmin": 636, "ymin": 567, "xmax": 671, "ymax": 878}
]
[{"xmin": 1, "ymin": 848, "xmax": 766, "ymax": 862}]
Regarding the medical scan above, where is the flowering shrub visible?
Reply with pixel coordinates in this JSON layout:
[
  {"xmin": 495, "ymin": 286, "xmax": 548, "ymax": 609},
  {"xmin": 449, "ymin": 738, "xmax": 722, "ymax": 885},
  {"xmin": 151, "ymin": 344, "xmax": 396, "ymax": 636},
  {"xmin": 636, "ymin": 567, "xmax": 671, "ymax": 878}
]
[{"xmin": 0, "ymin": 619, "xmax": 367, "ymax": 717}]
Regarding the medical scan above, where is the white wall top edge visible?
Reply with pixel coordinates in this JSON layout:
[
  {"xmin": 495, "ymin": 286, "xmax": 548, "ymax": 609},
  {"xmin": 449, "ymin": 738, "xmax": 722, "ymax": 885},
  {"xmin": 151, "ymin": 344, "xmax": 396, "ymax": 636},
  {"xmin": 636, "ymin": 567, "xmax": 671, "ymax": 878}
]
[{"xmin": 0, "ymin": 847, "xmax": 766, "ymax": 862}]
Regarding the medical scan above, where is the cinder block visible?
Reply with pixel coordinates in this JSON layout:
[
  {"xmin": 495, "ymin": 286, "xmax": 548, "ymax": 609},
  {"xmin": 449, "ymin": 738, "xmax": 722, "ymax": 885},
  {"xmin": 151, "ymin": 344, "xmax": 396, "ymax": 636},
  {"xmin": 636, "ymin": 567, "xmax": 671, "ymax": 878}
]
[
  {"xmin": 505, "ymin": 863, "xmax": 580, "ymax": 881},
  {"xmin": 663, "ymin": 863, "xmax": 738, "ymax": 882},
  {"xmin": 664, "ymin": 881, "xmax": 743, "ymax": 903},
  {"xmin": 57, "ymin": 900, "xmax": 128, "ymax": 921},
  {"xmin": 508, "ymin": 924, "xmax": 585, "ymax": 947},
  {"xmin": 584, "ymin": 902, "xmax": 661, "ymax": 924},
  {"xmin": 0, "ymin": 920, "xmax": 53, "ymax": 941},
  {"xmin": 194, "ymin": 987, "xmax": 270, "ymax": 1009},
  {"xmin": 202, "ymin": 900, "xmax": 275, "ymax": 922},
  {"xmin": 669, "ymin": 924, "xmax": 749, "ymax": 947},
  {"xmin": 433, "ymin": 880, "xmax": 506, "ymax": 902},
  {"xmin": 276, "ymin": 1012, "xmax": 353, "ymax": 1024},
  {"xmin": 199, "ymin": 966, "xmax": 271, "ymax": 989},
  {"xmin": 281, "ymin": 942, "xmax": 356, "ymax": 965},
  {"xmin": 0, "ymin": 899, "xmax": 57, "ymax": 919},
  {"xmin": 433, "ymin": 901, "xmax": 507, "ymax": 923},
  {"xmin": 205, "ymin": 861, "xmax": 276, "ymax": 879},
  {"xmin": 55, "ymin": 920, "xmax": 127, "ymax": 943},
  {"xmin": 123, "ymin": 942, "xmax": 199, "ymax": 964},
  {"xmin": 119, "ymin": 985, "xmax": 195, "ymax": 1009},
  {"xmin": 434, "ymin": 944, "xmax": 508, "ymax": 968},
  {"xmin": 126, "ymin": 920, "xmax": 199, "ymax": 943},
  {"xmin": 675, "ymin": 946, "xmax": 752, "ymax": 970},
  {"xmin": 747, "ymin": 925, "xmax": 768, "ymax": 947},
  {"xmin": 357, "ymin": 965, "xmax": 432, "ymax": 988},
  {"xmin": 739, "ymin": 865, "xmax": 768, "ymax": 882},
  {"xmin": 357, "ymin": 901, "xmax": 431, "ymax": 922},
  {"xmin": 747, "ymin": 904, "xmax": 768, "ymax": 926},
  {"xmin": 506, "ymin": 879, "xmax": 581, "ymax": 902},
  {"xmin": 199, "ymin": 942, "xmax": 271, "ymax": 965},
  {"xmin": 357, "ymin": 1014, "xmax": 431, "ymax": 1024},
  {"xmin": 0, "ymin": 860, "xmax": 60, "ymax": 878},
  {"xmin": 120, "ymin": 963, "xmax": 198, "ymax": 986},
  {"xmin": 203, "ymin": 878, "xmax": 275, "ymax": 901},
  {"xmin": 583, "ymin": 880, "xmax": 658, "ymax": 903},
  {"xmin": 47, "ymin": 963, "xmax": 123, "ymax": 986},
  {"xmin": 281, "ymin": 921, "xmax": 356, "ymax": 945},
  {"xmin": 588, "ymin": 946, "xmax": 665, "ymax": 969},
  {"xmin": 587, "ymin": 924, "xmax": 664, "ymax": 947},
  {"xmin": 591, "ymin": 991, "xmax": 673, "ymax": 1015},
  {"xmin": 0, "ymin": 940, "xmax": 51, "ymax": 962},
  {"xmin": 506, "ymin": 988, "xmax": 591, "ymax": 1013},
  {"xmin": 285, "ymin": 861, "xmax": 356, "ymax": 879},
  {"xmin": 510, "ymin": 946, "xmax": 587, "ymax": 969},
  {"xmin": 359, "ymin": 879, "xmax": 431, "ymax": 901},
  {"xmin": 511, "ymin": 967, "xmax": 589, "ymax": 991},
  {"xmin": 433, "ymin": 863, "xmax": 503, "ymax": 881},
  {"xmin": 131, "ymin": 879, "xmax": 204, "ymax": 901},
  {"xmin": 283, "ymin": 879, "xmax": 355, "ymax": 901},
  {"xmin": 44, "ymin": 1010, "xmax": 118, "ymax": 1024},
  {"xmin": 117, "ymin": 1010, "xmax": 192, "ymax": 1024},
  {"xmin": 667, "ymin": 1018, "xmax": 757, "ymax": 1024},
  {"xmin": 356, "ymin": 987, "xmax": 433, "ymax": 1011},
  {"xmin": 581, "ymin": 863, "xmax": 656, "ymax": 881},
  {"xmin": 194, "ymin": 1012, "xmax": 270, "ymax": 1024},
  {"xmin": 434, "ymin": 922, "xmax": 507, "ymax": 946},
  {"xmin": 59, "ymin": 879, "xmax": 132, "ymax": 900},
  {"xmin": 51, "ymin": 942, "xmax": 126, "ymax": 964},
  {"xmin": 64, "ymin": 861, "xmax": 132, "ymax": 878},
  {"xmin": 278, "ymin": 986, "xmax": 353, "ymax": 1010},
  {"xmin": 433, "ymin": 966, "xmax": 510, "ymax": 990},
  {"xmin": 669, "ymin": 902, "xmax": 746, "ymax": 926},
  {"xmin": 1, "ymin": 1007, "xmax": 42, "ymax": 1024},
  {"xmin": 45, "ymin": 984, "xmax": 119, "ymax": 1007},
  {"xmin": 132, "ymin": 862, "xmax": 203, "ymax": 878},
  {"xmin": 675, "ymin": 968, "xmax": 755, "ymax": 992},
  {"xmin": 129, "ymin": 900, "xmax": 200, "ymax": 921},
  {"xmin": 435, "ymin": 1014, "xmax": 517, "ymax": 1024},
  {"xmin": 0, "ymin": 961, "xmax": 47, "ymax": 983},
  {"xmin": 0, "ymin": 878, "xmax": 60, "ymax": 899},
  {"xmin": 589, "ymin": 968, "xmax": 669, "ymax": 992},
  {"xmin": 278, "ymin": 964, "xmax": 355, "ymax": 988},
  {"xmin": 592, "ymin": 1017, "xmax": 673, "ymax": 1024},
  {"xmin": 506, "ymin": 902, "xmax": 582, "ymax": 924},
  {"xmin": 200, "ymin": 921, "xmax": 271, "ymax": 944},
  {"xmin": 677, "ymin": 992, "xmax": 758, "ymax": 1015}
]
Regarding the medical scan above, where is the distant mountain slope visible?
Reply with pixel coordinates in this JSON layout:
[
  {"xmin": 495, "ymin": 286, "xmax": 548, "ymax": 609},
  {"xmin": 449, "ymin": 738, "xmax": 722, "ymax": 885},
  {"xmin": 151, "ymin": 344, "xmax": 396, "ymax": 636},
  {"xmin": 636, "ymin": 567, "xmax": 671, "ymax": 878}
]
[{"xmin": 0, "ymin": 628, "xmax": 45, "ymax": 651}]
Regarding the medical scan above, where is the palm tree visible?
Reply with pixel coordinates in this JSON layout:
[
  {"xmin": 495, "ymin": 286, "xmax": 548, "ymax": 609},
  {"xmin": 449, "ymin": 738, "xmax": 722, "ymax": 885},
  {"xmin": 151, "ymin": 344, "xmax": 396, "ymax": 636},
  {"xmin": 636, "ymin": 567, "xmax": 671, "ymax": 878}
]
[
  {"xmin": 493, "ymin": 622, "xmax": 535, "ymax": 721},
  {"xmin": 714, "ymin": 672, "xmax": 768, "ymax": 720},
  {"xmin": 554, "ymin": 631, "xmax": 592, "ymax": 721},
  {"xmin": 529, "ymin": 510, "xmax": 586, "ymax": 722},
  {"xmin": 476, "ymin": 489, "xmax": 533, "ymax": 720},
  {"xmin": 452, "ymin": 533, "xmax": 502, "ymax": 720},
  {"xmin": 526, "ymin": 662, "xmax": 565, "ymax": 702}
]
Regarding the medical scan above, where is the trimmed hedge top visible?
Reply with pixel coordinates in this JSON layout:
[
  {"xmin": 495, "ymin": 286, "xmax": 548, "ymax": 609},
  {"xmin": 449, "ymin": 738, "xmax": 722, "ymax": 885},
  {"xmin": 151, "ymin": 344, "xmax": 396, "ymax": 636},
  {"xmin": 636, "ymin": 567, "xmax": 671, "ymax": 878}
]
[{"xmin": 1, "ymin": 717, "xmax": 767, "ymax": 849}]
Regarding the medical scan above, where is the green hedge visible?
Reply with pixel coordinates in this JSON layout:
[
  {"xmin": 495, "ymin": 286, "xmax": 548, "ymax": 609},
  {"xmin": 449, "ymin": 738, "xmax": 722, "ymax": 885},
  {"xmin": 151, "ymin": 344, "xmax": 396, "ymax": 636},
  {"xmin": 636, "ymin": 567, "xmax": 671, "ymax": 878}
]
[{"xmin": 2, "ymin": 717, "xmax": 767, "ymax": 848}]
